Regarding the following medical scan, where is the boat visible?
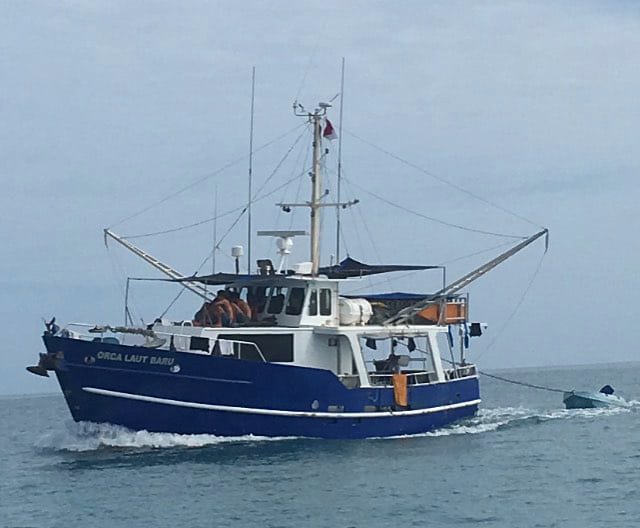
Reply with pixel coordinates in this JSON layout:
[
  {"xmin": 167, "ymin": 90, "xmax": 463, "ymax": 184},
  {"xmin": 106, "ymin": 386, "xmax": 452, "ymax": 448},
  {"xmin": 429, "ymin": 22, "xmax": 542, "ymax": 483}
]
[
  {"xmin": 563, "ymin": 385, "xmax": 630, "ymax": 409},
  {"xmin": 27, "ymin": 101, "xmax": 548, "ymax": 439}
]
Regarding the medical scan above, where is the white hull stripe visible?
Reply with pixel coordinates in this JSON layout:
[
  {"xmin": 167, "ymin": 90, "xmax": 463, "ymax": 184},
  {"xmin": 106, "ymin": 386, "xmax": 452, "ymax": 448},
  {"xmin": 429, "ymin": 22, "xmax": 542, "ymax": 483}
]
[{"xmin": 82, "ymin": 387, "xmax": 480, "ymax": 419}]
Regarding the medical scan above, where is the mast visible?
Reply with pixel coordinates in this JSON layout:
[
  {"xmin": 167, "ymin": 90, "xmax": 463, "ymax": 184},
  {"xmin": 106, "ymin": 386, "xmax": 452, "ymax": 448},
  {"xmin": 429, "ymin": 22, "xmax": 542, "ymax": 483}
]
[
  {"xmin": 247, "ymin": 66, "xmax": 256, "ymax": 274},
  {"xmin": 291, "ymin": 102, "xmax": 329, "ymax": 275},
  {"xmin": 310, "ymin": 110, "xmax": 323, "ymax": 275},
  {"xmin": 284, "ymin": 101, "xmax": 358, "ymax": 276}
]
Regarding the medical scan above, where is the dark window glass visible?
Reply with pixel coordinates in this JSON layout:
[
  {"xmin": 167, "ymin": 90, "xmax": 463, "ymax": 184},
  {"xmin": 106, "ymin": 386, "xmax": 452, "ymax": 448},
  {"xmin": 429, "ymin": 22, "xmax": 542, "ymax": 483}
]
[
  {"xmin": 267, "ymin": 287, "xmax": 286, "ymax": 314},
  {"xmin": 190, "ymin": 336, "xmax": 210, "ymax": 352},
  {"xmin": 285, "ymin": 287, "xmax": 305, "ymax": 315},
  {"xmin": 320, "ymin": 288, "xmax": 332, "ymax": 315},
  {"xmin": 308, "ymin": 289, "xmax": 318, "ymax": 316},
  {"xmin": 220, "ymin": 334, "xmax": 294, "ymax": 362},
  {"xmin": 249, "ymin": 286, "xmax": 268, "ymax": 315}
]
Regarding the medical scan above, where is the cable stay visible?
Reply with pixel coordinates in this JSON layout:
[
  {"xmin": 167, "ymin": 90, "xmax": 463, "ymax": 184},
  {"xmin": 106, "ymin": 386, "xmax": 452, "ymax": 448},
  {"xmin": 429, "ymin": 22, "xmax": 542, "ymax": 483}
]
[
  {"xmin": 343, "ymin": 176, "xmax": 525, "ymax": 240},
  {"xmin": 345, "ymin": 128, "xmax": 545, "ymax": 230},
  {"xmin": 384, "ymin": 228, "xmax": 549, "ymax": 325},
  {"xmin": 122, "ymin": 128, "xmax": 310, "ymax": 241},
  {"xmin": 108, "ymin": 122, "xmax": 307, "ymax": 230},
  {"xmin": 104, "ymin": 229, "xmax": 212, "ymax": 301}
]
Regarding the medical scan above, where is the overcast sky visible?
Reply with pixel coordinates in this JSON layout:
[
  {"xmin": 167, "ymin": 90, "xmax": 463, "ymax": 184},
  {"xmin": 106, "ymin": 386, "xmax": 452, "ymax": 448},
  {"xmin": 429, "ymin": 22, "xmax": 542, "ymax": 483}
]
[{"xmin": 2, "ymin": 1, "xmax": 640, "ymax": 395}]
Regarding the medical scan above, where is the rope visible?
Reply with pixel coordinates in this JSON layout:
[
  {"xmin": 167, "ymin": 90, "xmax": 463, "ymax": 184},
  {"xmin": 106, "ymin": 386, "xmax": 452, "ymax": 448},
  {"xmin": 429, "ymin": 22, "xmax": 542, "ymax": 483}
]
[
  {"xmin": 431, "ymin": 350, "xmax": 566, "ymax": 394},
  {"xmin": 474, "ymin": 251, "xmax": 546, "ymax": 361},
  {"xmin": 477, "ymin": 370, "xmax": 566, "ymax": 394},
  {"xmin": 344, "ymin": 128, "xmax": 545, "ymax": 230}
]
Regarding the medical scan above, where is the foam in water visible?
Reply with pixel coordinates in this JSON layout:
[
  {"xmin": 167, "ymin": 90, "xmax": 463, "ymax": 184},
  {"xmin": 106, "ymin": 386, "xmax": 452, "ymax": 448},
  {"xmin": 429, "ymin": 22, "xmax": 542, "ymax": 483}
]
[
  {"xmin": 36, "ymin": 402, "xmax": 636, "ymax": 450},
  {"xmin": 36, "ymin": 421, "xmax": 297, "ymax": 452},
  {"xmin": 390, "ymin": 403, "xmax": 635, "ymax": 439}
]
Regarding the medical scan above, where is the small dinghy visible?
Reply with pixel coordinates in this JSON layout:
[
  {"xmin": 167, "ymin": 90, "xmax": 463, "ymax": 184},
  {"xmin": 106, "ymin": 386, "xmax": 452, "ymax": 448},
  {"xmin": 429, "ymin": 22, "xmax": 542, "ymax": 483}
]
[{"xmin": 563, "ymin": 385, "xmax": 630, "ymax": 409}]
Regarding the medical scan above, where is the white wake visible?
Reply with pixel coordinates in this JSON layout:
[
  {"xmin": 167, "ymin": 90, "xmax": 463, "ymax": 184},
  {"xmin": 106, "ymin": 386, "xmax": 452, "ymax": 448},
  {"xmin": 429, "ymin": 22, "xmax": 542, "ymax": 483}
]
[{"xmin": 35, "ymin": 421, "xmax": 297, "ymax": 452}]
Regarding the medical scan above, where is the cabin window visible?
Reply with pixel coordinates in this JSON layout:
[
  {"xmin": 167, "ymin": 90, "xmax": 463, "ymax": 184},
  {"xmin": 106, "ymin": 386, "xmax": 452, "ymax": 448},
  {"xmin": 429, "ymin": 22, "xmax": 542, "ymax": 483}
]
[
  {"xmin": 219, "ymin": 334, "xmax": 294, "ymax": 362},
  {"xmin": 267, "ymin": 287, "xmax": 286, "ymax": 314},
  {"xmin": 308, "ymin": 289, "xmax": 318, "ymax": 316},
  {"xmin": 189, "ymin": 336, "xmax": 210, "ymax": 352},
  {"xmin": 320, "ymin": 288, "xmax": 332, "ymax": 315},
  {"xmin": 285, "ymin": 287, "xmax": 305, "ymax": 315},
  {"xmin": 249, "ymin": 286, "xmax": 268, "ymax": 314}
]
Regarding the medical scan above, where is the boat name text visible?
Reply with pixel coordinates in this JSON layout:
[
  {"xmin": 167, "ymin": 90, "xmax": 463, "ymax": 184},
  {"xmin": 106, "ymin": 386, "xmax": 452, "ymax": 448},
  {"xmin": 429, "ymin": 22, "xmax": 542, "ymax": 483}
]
[{"xmin": 95, "ymin": 351, "xmax": 174, "ymax": 366}]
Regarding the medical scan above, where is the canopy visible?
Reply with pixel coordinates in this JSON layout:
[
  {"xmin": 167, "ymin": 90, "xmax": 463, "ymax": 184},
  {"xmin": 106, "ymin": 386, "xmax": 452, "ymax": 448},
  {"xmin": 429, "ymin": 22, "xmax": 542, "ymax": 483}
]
[
  {"xmin": 175, "ymin": 257, "xmax": 437, "ymax": 285},
  {"xmin": 318, "ymin": 257, "xmax": 438, "ymax": 279},
  {"xmin": 174, "ymin": 272, "xmax": 268, "ymax": 286},
  {"xmin": 343, "ymin": 292, "xmax": 429, "ymax": 301}
]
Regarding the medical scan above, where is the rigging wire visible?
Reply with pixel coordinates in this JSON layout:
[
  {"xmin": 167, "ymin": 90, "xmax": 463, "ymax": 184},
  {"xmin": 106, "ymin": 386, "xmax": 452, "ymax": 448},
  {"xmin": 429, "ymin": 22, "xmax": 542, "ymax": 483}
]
[
  {"xmin": 158, "ymin": 286, "xmax": 186, "ymax": 320},
  {"xmin": 202, "ymin": 168, "xmax": 311, "ymax": 272},
  {"xmin": 105, "ymin": 247, "xmax": 144, "ymax": 325},
  {"xmin": 344, "ymin": 176, "xmax": 383, "ymax": 262},
  {"xmin": 342, "ymin": 176, "xmax": 391, "ymax": 290},
  {"xmin": 473, "ymin": 251, "xmax": 547, "ymax": 362},
  {"xmin": 344, "ymin": 176, "xmax": 526, "ymax": 240},
  {"xmin": 131, "ymin": 163, "xmax": 311, "ymax": 320},
  {"xmin": 184, "ymin": 131, "xmax": 312, "ymax": 277},
  {"xmin": 149, "ymin": 130, "xmax": 311, "ymax": 319},
  {"xmin": 121, "ymin": 127, "xmax": 310, "ymax": 240},
  {"xmin": 343, "ymin": 239, "xmax": 521, "ymax": 294},
  {"xmin": 123, "ymin": 207, "xmax": 244, "ymax": 240},
  {"xmin": 108, "ymin": 123, "xmax": 306, "ymax": 229},
  {"xmin": 344, "ymin": 128, "xmax": 545, "ymax": 231},
  {"xmin": 438, "ymin": 239, "xmax": 518, "ymax": 266},
  {"xmin": 287, "ymin": 141, "xmax": 310, "ymax": 231}
]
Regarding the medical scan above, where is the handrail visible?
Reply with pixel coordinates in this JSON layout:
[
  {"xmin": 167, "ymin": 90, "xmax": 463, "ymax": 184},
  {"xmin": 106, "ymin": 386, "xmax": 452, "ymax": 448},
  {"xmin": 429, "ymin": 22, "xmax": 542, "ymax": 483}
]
[
  {"xmin": 66, "ymin": 323, "xmax": 200, "ymax": 341},
  {"xmin": 65, "ymin": 324, "xmax": 266, "ymax": 361},
  {"xmin": 65, "ymin": 323, "xmax": 267, "ymax": 363},
  {"xmin": 216, "ymin": 338, "xmax": 267, "ymax": 362}
]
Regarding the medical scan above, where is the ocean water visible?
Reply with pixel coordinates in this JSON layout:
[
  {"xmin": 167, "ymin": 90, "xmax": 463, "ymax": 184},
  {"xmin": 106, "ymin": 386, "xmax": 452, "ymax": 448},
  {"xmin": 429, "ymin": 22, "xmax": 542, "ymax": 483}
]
[{"xmin": 2, "ymin": 363, "xmax": 639, "ymax": 528}]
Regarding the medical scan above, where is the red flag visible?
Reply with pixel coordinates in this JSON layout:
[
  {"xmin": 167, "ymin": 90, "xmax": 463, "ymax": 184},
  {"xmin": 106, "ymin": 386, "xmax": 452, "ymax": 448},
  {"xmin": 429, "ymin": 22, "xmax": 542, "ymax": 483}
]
[{"xmin": 323, "ymin": 119, "xmax": 338, "ymax": 140}]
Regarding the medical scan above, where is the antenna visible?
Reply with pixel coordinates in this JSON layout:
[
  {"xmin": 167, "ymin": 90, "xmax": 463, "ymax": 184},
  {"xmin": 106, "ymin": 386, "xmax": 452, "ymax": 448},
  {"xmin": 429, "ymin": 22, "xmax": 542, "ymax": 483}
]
[
  {"xmin": 336, "ymin": 57, "xmax": 345, "ymax": 263},
  {"xmin": 212, "ymin": 184, "xmax": 218, "ymax": 274},
  {"xmin": 247, "ymin": 66, "xmax": 256, "ymax": 274}
]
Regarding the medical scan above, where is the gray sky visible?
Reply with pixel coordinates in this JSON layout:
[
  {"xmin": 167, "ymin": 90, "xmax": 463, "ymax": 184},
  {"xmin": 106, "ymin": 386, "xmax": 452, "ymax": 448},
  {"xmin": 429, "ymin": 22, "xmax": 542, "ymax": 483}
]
[{"xmin": 2, "ymin": 1, "xmax": 640, "ymax": 395}]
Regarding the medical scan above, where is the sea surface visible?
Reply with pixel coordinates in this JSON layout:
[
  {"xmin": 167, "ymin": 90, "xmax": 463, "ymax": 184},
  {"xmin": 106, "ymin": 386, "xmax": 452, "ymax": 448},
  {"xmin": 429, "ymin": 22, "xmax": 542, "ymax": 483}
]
[{"xmin": 2, "ymin": 362, "xmax": 639, "ymax": 528}]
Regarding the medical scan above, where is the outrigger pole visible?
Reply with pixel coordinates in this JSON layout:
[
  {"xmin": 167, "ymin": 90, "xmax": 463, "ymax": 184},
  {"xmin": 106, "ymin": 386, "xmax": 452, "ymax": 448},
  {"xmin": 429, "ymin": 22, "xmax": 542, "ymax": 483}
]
[
  {"xmin": 103, "ymin": 229, "xmax": 213, "ymax": 301},
  {"xmin": 385, "ymin": 229, "xmax": 549, "ymax": 325}
]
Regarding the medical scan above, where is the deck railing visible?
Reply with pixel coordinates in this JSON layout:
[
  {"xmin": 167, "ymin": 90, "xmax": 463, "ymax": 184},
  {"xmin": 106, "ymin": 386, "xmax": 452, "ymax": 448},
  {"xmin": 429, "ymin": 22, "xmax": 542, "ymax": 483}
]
[{"xmin": 62, "ymin": 323, "xmax": 266, "ymax": 361}]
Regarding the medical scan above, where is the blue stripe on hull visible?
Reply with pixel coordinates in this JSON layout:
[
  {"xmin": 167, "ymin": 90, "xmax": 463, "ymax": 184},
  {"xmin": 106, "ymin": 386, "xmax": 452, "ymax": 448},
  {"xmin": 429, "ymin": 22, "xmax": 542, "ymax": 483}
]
[{"xmin": 45, "ymin": 335, "xmax": 480, "ymax": 439}]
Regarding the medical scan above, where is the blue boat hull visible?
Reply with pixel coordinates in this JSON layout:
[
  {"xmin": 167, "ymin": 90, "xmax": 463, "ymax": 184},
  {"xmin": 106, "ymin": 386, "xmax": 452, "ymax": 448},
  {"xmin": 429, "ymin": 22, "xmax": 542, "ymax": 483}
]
[{"xmin": 44, "ymin": 336, "xmax": 480, "ymax": 439}]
